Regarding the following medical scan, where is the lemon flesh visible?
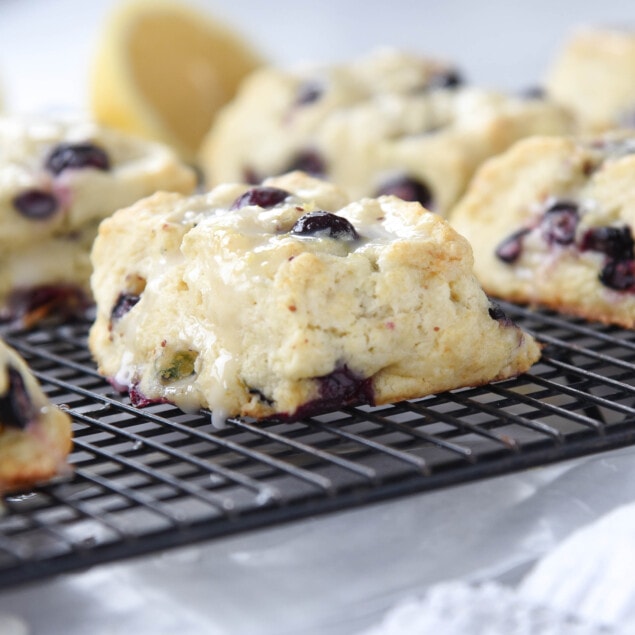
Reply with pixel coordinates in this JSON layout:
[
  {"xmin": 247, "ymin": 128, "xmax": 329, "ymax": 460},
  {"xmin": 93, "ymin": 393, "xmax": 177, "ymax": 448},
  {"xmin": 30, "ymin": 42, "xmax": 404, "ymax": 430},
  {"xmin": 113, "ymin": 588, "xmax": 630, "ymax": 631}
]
[{"xmin": 91, "ymin": 0, "xmax": 263, "ymax": 159}]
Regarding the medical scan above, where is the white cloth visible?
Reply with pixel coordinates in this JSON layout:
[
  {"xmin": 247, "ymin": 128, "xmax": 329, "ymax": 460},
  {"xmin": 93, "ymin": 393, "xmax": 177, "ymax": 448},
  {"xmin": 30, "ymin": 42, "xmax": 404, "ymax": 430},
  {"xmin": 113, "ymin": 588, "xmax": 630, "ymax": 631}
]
[{"xmin": 364, "ymin": 501, "xmax": 635, "ymax": 635}]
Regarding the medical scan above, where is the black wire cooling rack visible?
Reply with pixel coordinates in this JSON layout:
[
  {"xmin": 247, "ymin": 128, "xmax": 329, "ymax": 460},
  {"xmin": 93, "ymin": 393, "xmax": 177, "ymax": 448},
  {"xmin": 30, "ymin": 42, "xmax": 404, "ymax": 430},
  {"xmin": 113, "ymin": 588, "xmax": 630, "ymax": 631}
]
[{"xmin": 1, "ymin": 301, "xmax": 635, "ymax": 589}]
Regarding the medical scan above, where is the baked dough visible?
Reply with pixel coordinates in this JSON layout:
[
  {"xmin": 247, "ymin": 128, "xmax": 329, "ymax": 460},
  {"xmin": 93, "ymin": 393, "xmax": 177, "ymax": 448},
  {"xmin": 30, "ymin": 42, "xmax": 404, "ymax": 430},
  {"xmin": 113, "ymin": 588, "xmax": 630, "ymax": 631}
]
[
  {"xmin": 89, "ymin": 171, "xmax": 541, "ymax": 425},
  {"xmin": 0, "ymin": 116, "xmax": 196, "ymax": 323},
  {"xmin": 545, "ymin": 27, "xmax": 635, "ymax": 132},
  {"xmin": 200, "ymin": 48, "xmax": 572, "ymax": 216},
  {"xmin": 0, "ymin": 337, "xmax": 72, "ymax": 491},
  {"xmin": 451, "ymin": 132, "xmax": 635, "ymax": 327}
]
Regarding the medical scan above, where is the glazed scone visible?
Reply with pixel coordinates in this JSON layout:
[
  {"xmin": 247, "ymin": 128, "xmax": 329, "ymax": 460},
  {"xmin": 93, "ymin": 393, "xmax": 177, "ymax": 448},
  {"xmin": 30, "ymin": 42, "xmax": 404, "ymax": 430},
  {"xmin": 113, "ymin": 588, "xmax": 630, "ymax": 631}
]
[
  {"xmin": 0, "ymin": 116, "xmax": 196, "ymax": 323},
  {"xmin": 545, "ymin": 27, "xmax": 635, "ymax": 132},
  {"xmin": 89, "ymin": 171, "xmax": 541, "ymax": 425},
  {"xmin": 200, "ymin": 48, "xmax": 573, "ymax": 216},
  {"xmin": 450, "ymin": 132, "xmax": 635, "ymax": 328},
  {"xmin": 0, "ymin": 337, "xmax": 72, "ymax": 491}
]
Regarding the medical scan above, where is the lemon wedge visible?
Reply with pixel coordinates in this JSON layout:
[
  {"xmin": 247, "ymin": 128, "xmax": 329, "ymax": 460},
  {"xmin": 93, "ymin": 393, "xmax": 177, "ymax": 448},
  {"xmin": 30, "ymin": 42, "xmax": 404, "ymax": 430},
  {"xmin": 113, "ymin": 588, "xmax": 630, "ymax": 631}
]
[{"xmin": 90, "ymin": 0, "xmax": 263, "ymax": 159}]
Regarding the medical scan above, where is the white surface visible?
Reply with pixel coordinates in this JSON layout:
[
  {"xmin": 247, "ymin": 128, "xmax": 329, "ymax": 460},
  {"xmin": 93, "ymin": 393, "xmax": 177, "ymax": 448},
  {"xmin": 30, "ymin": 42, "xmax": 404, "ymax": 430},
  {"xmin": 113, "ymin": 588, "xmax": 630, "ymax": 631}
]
[
  {"xmin": 362, "ymin": 497, "xmax": 635, "ymax": 635},
  {"xmin": 1, "ymin": 1, "xmax": 635, "ymax": 634},
  {"xmin": 0, "ymin": 0, "xmax": 635, "ymax": 113},
  {"xmin": 520, "ymin": 502, "xmax": 635, "ymax": 627},
  {"xmin": 361, "ymin": 582, "xmax": 613, "ymax": 635},
  {"xmin": 0, "ymin": 446, "xmax": 635, "ymax": 634}
]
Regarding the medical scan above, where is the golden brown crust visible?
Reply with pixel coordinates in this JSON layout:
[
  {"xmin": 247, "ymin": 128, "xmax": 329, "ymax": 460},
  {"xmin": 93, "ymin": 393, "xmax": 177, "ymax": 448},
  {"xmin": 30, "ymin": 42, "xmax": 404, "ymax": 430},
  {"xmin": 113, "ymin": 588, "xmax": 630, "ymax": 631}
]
[
  {"xmin": 545, "ymin": 27, "xmax": 635, "ymax": 132},
  {"xmin": 0, "ymin": 340, "xmax": 73, "ymax": 492},
  {"xmin": 200, "ymin": 48, "xmax": 572, "ymax": 216},
  {"xmin": 0, "ymin": 408, "xmax": 72, "ymax": 491},
  {"xmin": 450, "ymin": 132, "xmax": 635, "ymax": 329},
  {"xmin": 0, "ymin": 116, "xmax": 196, "ymax": 322},
  {"xmin": 90, "ymin": 172, "xmax": 541, "ymax": 423}
]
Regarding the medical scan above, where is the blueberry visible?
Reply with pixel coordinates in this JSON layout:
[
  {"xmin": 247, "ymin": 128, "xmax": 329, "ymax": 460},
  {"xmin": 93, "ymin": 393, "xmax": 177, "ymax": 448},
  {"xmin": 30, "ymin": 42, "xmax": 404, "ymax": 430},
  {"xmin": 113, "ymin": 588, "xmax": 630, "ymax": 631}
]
[
  {"xmin": 426, "ymin": 69, "xmax": 463, "ymax": 90},
  {"xmin": 286, "ymin": 149, "xmax": 326, "ymax": 177},
  {"xmin": 375, "ymin": 175, "xmax": 434, "ymax": 209},
  {"xmin": 270, "ymin": 365, "xmax": 375, "ymax": 422},
  {"xmin": 230, "ymin": 186, "xmax": 290, "ymax": 210},
  {"xmin": 599, "ymin": 259, "xmax": 635, "ymax": 291},
  {"xmin": 495, "ymin": 228, "xmax": 531, "ymax": 263},
  {"xmin": 12, "ymin": 189, "xmax": 59, "ymax": 220},
  {"xmin": 0, "ymin": 366, "xmax": 37, "ymax": 429},
  {"xmin": 291, "ymin": 210, "xmax": 359, "ymax": 241},
  {"xmin": 295, "ymin": 81, "xmax": 323, "ymax": 106},
  {"xmin": 317, "ymin": 366, "xmax": 374, "ymax": 405},
  {"xmin": 540, "ymin": 200, "xmax": 579, "ymax": 245},
  {"xmin": 246, "ymin": 150, "xmax": 326, "ymax": 182},
  {"xmin": 45, "ymin": 142, "xmax": 110, "ymax": 175},
  {"xmin": 110, "ymin": 293, "xmax": 140, "ymax": 321},
  {"xmin": 1, "ymin": 285, "xmax": 90, "ymax": 323},
  {"xmin": 580, "ymin": 226, "xmax": 634, "ymax": 260},
  {"xmin": 488, "ymin": 302, "xmax": 514, "ymax": 327},
  {"xmin": 128, "ymin": 384, "xmax": 168, "ymax": 408}
]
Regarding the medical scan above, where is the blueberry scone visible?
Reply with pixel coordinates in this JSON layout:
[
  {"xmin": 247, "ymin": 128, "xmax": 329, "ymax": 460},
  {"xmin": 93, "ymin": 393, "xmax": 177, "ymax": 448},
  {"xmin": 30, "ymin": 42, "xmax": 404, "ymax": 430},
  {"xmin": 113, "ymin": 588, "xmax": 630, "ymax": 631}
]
[
  {"xmin": 545, "ymin": 27, "xmax": 635, "ymax": 132},
  {"xmin": 451, "ymin": 132, "xmax": 635, "ymax": 328},
  {"xmin": 0, "ymin": 337, "xmax": 72, "ymax": 491},
  {"xmin": 199, "ymin": 48, "xmax": 572, "ymax": 216},
  {"xmin": 0, "ymin": 116, "xmax": 196, "ymax": 323},
  {"xmin": 89, "ymin": 171, "xmax": 541, "ymax": 425}
]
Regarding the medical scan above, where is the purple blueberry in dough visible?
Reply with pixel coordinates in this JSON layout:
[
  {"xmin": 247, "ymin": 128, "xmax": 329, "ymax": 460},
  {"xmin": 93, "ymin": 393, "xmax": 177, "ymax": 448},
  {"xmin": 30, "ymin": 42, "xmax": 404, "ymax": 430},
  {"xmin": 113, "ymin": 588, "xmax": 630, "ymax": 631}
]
[
  {"xmin": 0, "ymin": 367, "xmax": 37, "ymax": 429},
  {"xmin": 599, "ymin": 259, "xmax": 635, "ymax": 291},
  {"xmin": 540, "ymin": 200, "xmax": 579, "ymax": 245},
  {"xmin": 291, "ymin": 211, "xmax": 359, "ymax": 241},
  {"xmin": 495, "ymin": 228, "xmax": 532, "ymax": 263},
  {"xmin": 488, "ymin": 302, "xmax": 515, "ymax": 327},
  {"xmin": 230, "ymin": 186, "xmax": 290, "ymax": 210},
  {"xmin": 427, "ymin": 69, "xmax": 463, "ymax": 89},
  {"xmin": 580, "ymin": 226, "xmax": 634, "ymax": 260},
  {"xmin": 286, "ymin": 149, "xmax": 326, "ymax": 177},
  {"xmin": 272, "ymin": 365, "xmax": 374, "ymax": 421},
  {"xmin": 45, "ymin": 142, "xmax": 110, "ymax": 175},
  {"xmin": 376, "ymin": 175, "xmax": 434, "ymax": 209},
  {"xmin": 110, "ymin": 293, "xmax": 140, "ymax": 321},
  {"xmin": 295, "ymin": 81, "xmax": 324, "ymax": 106},
  {"xmin": 1, "ymin": 285, "xmax": 90, "ymax": 322},
  {"xmin": 13, "ymin": 189, "xmax": 59, "ymax": 220}
]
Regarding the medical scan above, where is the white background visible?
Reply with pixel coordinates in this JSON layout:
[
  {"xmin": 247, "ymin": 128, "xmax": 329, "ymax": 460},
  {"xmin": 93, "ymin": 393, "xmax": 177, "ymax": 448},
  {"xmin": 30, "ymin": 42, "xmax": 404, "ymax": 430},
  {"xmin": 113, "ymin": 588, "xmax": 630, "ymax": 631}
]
[{"xmin": 0, "ymin": 0, "xmax": 635, "ymax": 113}]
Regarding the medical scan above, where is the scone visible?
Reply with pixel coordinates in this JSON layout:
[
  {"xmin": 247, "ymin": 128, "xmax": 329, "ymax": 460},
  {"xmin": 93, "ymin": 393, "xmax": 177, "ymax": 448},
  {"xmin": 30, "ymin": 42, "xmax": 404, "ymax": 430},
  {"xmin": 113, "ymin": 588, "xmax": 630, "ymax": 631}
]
[
  {"xmin": 450, "ymin": 132, "xmax": 635, "ymax": 328},
  {"xmin": 0, "ymin": 337, "xmax": 72, "ymax": 491},
  {"xmin": 0, "ymin": 116, "xmax": 196, "ymax": 323},
  {"xmin": 199, "ymin": 48, "xmax": 572, "ymax": 216},
  {"xmin": 89, "ymin": 171, "xmax": 541, "ymax": 425},
  {"xmin": 545, "ymin": 27, "xmax": 635, "ymax": 132}
]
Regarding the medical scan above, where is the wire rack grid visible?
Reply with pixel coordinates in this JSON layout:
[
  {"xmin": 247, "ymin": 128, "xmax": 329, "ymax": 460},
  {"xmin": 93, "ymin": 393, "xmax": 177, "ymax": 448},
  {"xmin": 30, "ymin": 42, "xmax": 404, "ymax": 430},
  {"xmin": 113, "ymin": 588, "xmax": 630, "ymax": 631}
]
[{"xmin": 0, "ymin": 301, "xmax": 635, "ymax": 589}]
